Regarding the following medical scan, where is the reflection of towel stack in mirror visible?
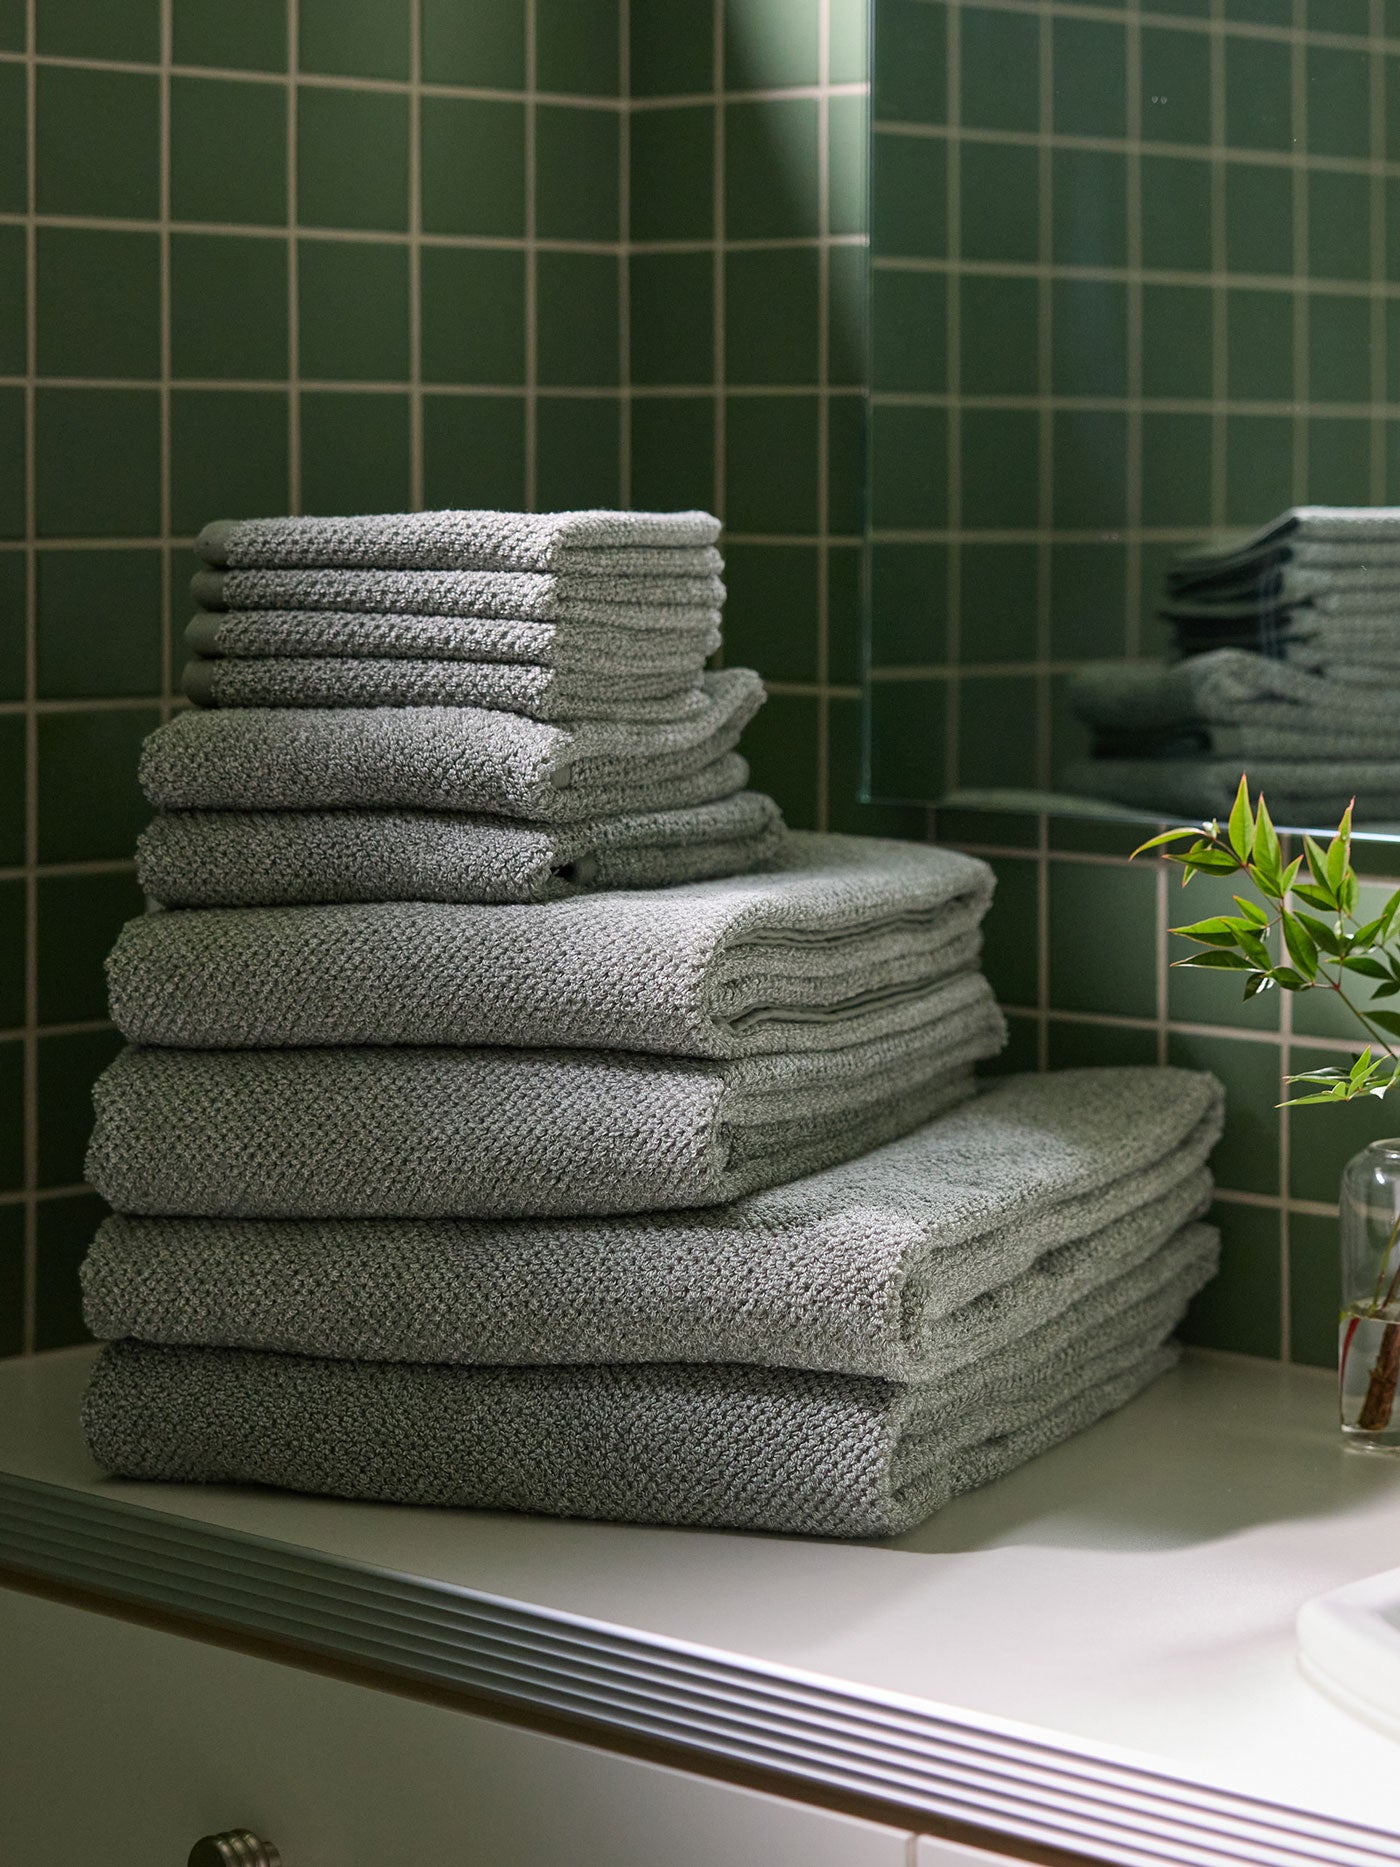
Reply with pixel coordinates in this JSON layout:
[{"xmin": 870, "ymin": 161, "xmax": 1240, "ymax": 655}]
[{"xmin": 1065, "ymin": 508, "xmax": 1400, "ymax": 823}]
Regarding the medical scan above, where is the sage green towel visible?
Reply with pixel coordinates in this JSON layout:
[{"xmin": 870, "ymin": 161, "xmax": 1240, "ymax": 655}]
[{"xmin": 193, "ymin": 566, "xmax": 723, "ymax": 626}]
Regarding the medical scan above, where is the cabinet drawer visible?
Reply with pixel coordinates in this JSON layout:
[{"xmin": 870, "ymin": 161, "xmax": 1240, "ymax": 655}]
[{"xmin": 0, "ymin": 1583, "xmax": 914, "ymax": 1867}]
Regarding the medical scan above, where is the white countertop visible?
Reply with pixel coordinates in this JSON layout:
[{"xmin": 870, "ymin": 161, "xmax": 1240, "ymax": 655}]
[{"xmin": 3, "ymin": 1346, "xmax": 1399, "ymax": 1864}]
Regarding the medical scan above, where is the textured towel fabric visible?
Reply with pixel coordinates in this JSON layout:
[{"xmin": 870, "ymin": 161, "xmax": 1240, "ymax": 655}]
[
  {"xmin": 1063, "ymin": 757, "xmax": 1400, "ymax": 827},
  {"xmin": 138, "ymin": 670, "xmax": 763, "ymax": 819},
  {"xmin": 81, "ymin": 1065, "xmax": 1222, "ymax": 1380},
  {"xmin": 193, "ymin": 567, "xmax": 723, "ymax": 626},
  {"xmin": 196, "ymin": 508, "xmax": 722, "ymax": 575},
  {"xmin": 136, "ymin": 793, "xmax": 784, "ymax": 908},
  {"xmin": 109, "ymin": 834, "xmax": 996, "ymax": 1057},
  {"xmin": 182, "ymin": 656, "xmax": 712, "ymax": 722},
  {"xmin": 80, "ymin": 1223, "xmax": 1218, "ymax": 1537},
  {"xmin": 86, "ymin": 978, "xmax": 1005, "ymax": 1219},
  {"xmin": 1167, "ymin": 508, "xmax": 1400, "ymax": 597},
  {"xmin": 186, "ymin": 611, "xmax": 721, "ymax": 681}
]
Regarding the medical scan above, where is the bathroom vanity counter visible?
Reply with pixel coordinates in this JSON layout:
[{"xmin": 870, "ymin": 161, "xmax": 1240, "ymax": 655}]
[{"xmin": 3, "ymin": 1345, "xmax": 1399, "ymax": 1867}]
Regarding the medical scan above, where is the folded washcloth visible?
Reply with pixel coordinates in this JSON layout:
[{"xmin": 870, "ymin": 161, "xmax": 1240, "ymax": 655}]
[
  {"xmin": 1062, "ymin": 756, "xmax": 1400, "ymax": 827},
  {"xmin": 1167, "ymin": 508, "xmax": 1400, "ymax": 599},
  {"xmin": 196, "ymin": 508, "xmax": 722, "ymax": 575},
  {"xmin": 81, "ymin": 1066, "xmax": 1222, "ymax": 1380},
  {"xmin": 86, "ymin": 975, "xmax": 1006, "ymax": 1219},
  {"xmin": 81, "ymin": 1222, "xmax": 1219, "ymax": 1537},
  {"xmin": 138, "ymin": 669, "xmax": 763, "ymax": 819},
  {"xmin": 108, "ymin": 833, "xmax": 995, "ymax": 1056},
  {"xmin": 193, "ymin": 567, "xmax": 723, "ymax": 626},
  {"xmin": 182, "ymin": 656, "xmax": 712, "ymax": 722},
  {"xmin": 136, "ymin": 792, "xmax": 784, "ymax": 908}
]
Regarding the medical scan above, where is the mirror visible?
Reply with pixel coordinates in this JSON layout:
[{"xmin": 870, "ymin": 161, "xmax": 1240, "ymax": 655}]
[{"xmin": 863, "ymin": 2, "xmax": 1400, "ymax": 841}]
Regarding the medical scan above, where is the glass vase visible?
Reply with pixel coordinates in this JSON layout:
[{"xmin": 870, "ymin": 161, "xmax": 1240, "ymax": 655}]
[{"xmin": 1339, "ymin": 1141, "xmax": 1400, "ymax": 1451}]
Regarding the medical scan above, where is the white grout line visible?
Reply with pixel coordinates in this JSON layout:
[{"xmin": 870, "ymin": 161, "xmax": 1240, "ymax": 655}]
[
  {"xmin": 1291, "ymin": 0, "xmax": 1309, "ymax": 504},
  {"xmin": 523, "ymin": 0, "xmax": 538, "ymax": 509},
  {"xmin": 1123, "ymin": 1, "xmax": 1143, "ymax": 661},
  {"xmin": 20, "ymin": 0, "xmax": 37, "ymax": 1357},
  {"xmin": 944, "ymin": 2, "xmax": 963, "ymax": 799},
  {"xmin": 1370, "ymin": 0, "xmax": 1387, "ymax": 503},
  {"xmin": 407, "ymin": 0, "xmax": 423, "ymax": 511},
  {"xmin": 1208, "ymin": 0, "xmax": 1228, "ymax": 526},
  {"xmin": 286, "ymin": 0, "xmax": 301, "ymax": 510},
  {"xmin": 815, "ymin": 0, "xmax": 832, "ymax": 833},
  {"xmin": 617, "ymin": 0, "xmax": 631, "ymax": 507},
  {"xmin": 1033, "ymin": 3, "xmax": 1053, "ymax": 792},
  {"xmin": 711, "ymin": 0, "xmax": 726, "ymax": 522}
]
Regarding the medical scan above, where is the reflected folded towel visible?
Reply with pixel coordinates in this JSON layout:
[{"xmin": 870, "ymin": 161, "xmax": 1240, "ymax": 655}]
[
  {"xmin": 81, "ymin": 1066, "xmax": 1222, "ymax": 1380},
  {"xmin": 86, "ymin": 976, "xmax": 1005, "ymax": 1219},
  {"xmin": 136, "ymin": 792, "xmax": 783, "ymax": 907},
  {"xmin": 109, "ymin": 834, "xmax": 994, "ymax": 1056},
  {"xmin": 1063, "ymin": 756, "xmax": 1400, "ymax": 827},
  {"xmin": 81, "ymin": 1222, "xmax": 1219, "ymax": 1537},
  {"xmin": 1167, "ymin": 508, "xmax": 1400, "ymax": 599},
  {"xmin": 139, "ymin": 669, "xmax": 763, "ymax": 819},
  {"xmin": 193, "ymin": 566, "xmax": 723, "ymax": 625},
  {"xmin": 196, "ymin": 508, "xmax": 723, "ymax": 575}
]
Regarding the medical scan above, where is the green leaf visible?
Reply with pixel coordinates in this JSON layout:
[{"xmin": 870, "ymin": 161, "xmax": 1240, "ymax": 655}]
[
  {"xmin": 1304, "ymin": 835, "xmax": 1334, "ymax": 895},
  {"xmin": 1282, "ymin": 1089, "xmax": 1356, "ymax": 1107},
  {"xmin": 1243, "ymin": 972, "xmax": 1276, "ymax": 998},
  {"xmin": 1292, "ymin": 882, "xmax": 1338, "ymax": 912},
  {"xmin": 1295, "ymin": 912, "xmax": 1343, "ymax": 958},
  {"xmin": 1366, "ymin": 1009, "xmax": 1400, "ymax": 1039},
  {"xmin": 1281, "ymin": 910, "xmax": 1319, "ymax": 980},
  {"xmin": 1233, "ymin": 896, "xmax": 1270, "ymax": 927},
  {"xmin": 1341, "ymin": 871, "xmax": 1361, "ymax": 918},
  {"xmin": 1349, "ymin": 1047, "xmax": 1375, "ymax": 1085},
  {"xmin": 1227, "ymin": 776, "xmax": 1254, "ymax": 861},
  {"xmin": 1175, "ymin": 950, "xmax": 1256, "ymax": 971},
  {"xmin": 1351, "ymin": 915, "xmax": 1386, "ymax": 947},
  {"xmin": 1374, "ymin": 982, "xmax": 1400, "ymax": 999},
  {"xmin": 1184, "ymin": 849, "xmax": 1241, "ymax": 876},
  {"xmin": 1130, "ymin": 827, "xmax": 1211, "ymax": 859},
  {"xmin": 1339, "ymin": 955, "xmax": 1391, "ymax": 980},
  {"xmin": 1270, "ymin": 967, "xmax": 1308, "ymax": 989},
  {"xmin": 1170, "ymin": 916, "xmax": 1245, "ymax": 948},
  {"xmin": 1282, "ymin": 855, "xmax": 1303, "ymax": 894},
  {"xmin": 1381, "ymin": 891, "xmax": 1400, "ymax": 942},
  {"xmin": 1327, "ymin": 802, "xmax": 1355, "ymax": 893},
  {"xmin": 1253, "ymin": 793, "xmax": 1283, "ymax": 887},
  {"xmin": 1235, "ymin": 930, "xmax": 1273, "ymax": 971}
]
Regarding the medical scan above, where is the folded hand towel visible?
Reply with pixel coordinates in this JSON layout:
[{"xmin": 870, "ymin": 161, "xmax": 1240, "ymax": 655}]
[
  {"xmin": 197, "ymin": 508, "xmax": 722, "ymax": 575},
  {"xmin": 182, "ymin": 656, "xmax": 711, "ymax": 722},
  {"xmin": 109, "ymin": 833, "xmax": 995, "ymax": 1057},
  {"xmin": 86, "ymin": 976, "xmax": 1005, "ymax": 1219},
  {"xmin": 82, "ymin": 1064, "xmax": 1222, "ymax": 1380},
  {"xmin": 139, "ymin": 669, "xmax": 763, "ymax": 819},
  {"xmin": 1062, "ymin": 756, "xmax": 1400, "ymax": 827},
  {"xmin": 136, "ymin": 792, "xmax": 783, "ymax": 907},
  {"xmin": 193, "ymin": 567, "xmax": 724, "ymax": 626},
  {"xmin": 81, "ymin": 1222, "xmax": 1218, "ymax": 1537}
]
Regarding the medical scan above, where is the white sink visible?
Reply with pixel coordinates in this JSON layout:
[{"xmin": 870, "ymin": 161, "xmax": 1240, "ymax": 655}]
[{"xmin": 1299, "ymin": 1566, "xmax": 1400, "ymax": 1743}]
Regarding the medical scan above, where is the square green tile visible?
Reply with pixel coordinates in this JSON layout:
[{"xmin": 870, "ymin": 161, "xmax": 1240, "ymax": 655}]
[
  {"xmin": 1047, "ymin": 859, "xmax": 1158, "ymax": 1018},
  {"xmin": 1052, "ymin": 148, "xmax": 1127, "ymax": 269},
  {"xmin": 37, "ymin": 871, "xmax": 144, "ymax": 1026},
  {"xmin": 727, "ymin": 247, "xmax": 819, "ymax": 386},
  {"xmin": 1309, "ymin": 295, "xmax": 1373, "ymax": 405},
  {"xmin": 979, "ymin": 855, "xmax": 1040, "ymax": 1006},
  {"xmin": 1225, "ymin": 36, "xmax": 1293, "ymax": 151},
  {"xmin": 1390, "ymin": 56, "xmax": 1400, "ymax": 163},
  {"xmin": 741, "ymin": 690, "xmax": 820, "ymax": 829},
  {"xmin": 35, "ymin": 228, "xmax": 157, "ymax": 383},
  {"xmin": 1142, "ymin": 155, "xmax": 1213, "ymax": 274},
  {"xmin": 36, "ymin": 708, "xmax": 157, "ymax": 862},
  {"xmin": 961, "ymin": 408, "xmax": 1039, "ymax": 532},
  {"xmin": 170, "ymin": 234, "xmax": 289, "ymax": 381},
  {"xmin": 538, "ymin": 0, "xmax": 620, "ymax": 94},
  {"xmin": 1166, "ymin": 1029, "xmax": 1281, "ymax": 1196},
  {"xmin": 536, "ymin": 251, "xmax": 619, "ymax": 388},
  {"xmin": 1386, "ymin": 421, "xmax": 1400, "ymax": 503},
  {"xmin": 725, "ymin": 99, "xmax": 819, "ymax": 240},
  {"xmin": 0, "ymin": 387, "xmax": 22, "ymax": 540},
  {"xmin": 868, "ymin": 401, "xmax": 946, "ymax": 532},
  {"xmin": 37, "ymin": 0, "xmax": 158, "ymax": 60},
  {"xmin": 0, "ymin": 1204, "xmax": 21, "ymax": 1358},
  {"xmin": 421, "ymin": 97, "xmax": 525, "ymax": 238},
  {"xmin": 869, "ymin": 541, "xmax": 948, "ymax": 666},
  {"xmin": 0, "ymin": 0, "xmax": 19, "ymax": 47},
  {"xmin": 298, "ymin": 0, "xmax": 408, "ymax": 80},
  {"xmin": 874, "ymin": 263, "xmax": 944, "ymax": 395},
  {"xmin": 1224, "ymin": 413, "xmax": 1295, "ymax": 527},
  {"xmin": 35, "ymin": 1191, "xmax": 106, "ymax": 1350},
  {"xmin": 170, "ymin": 390, "xmax": 290, "ymax": 532},
  {"xmin": 0, "ymin": 224, "xmax": 21, "ymax": 378},
  {"xmin": 535, "ymin": 396, "xmax": 621, "ymax": 509},
  {"xmin": 826, "ymin": 696, "xmax": 929, "ymax": 839},
  {"xmin": 421, "ymin": 394, "xmax": 526, "ymax": 511},
  {"xmin": 299, "ymin": 391, "xmax": 410, "ymax": 514},
  {"xmin": 725, "ymin": 392, "xmax": 821, "ymax": 533},
  {"xmin": 629, "ymin": 253, "xmax": 712, "ymax": 387},
  {"xmin": 1049, "ymin": 542, "xmax": 1126, "ymax": 661},
  {"xmin": 874, "ymin": 0, "xmax": 946, "ymax": 125},
  {"xmin": 723, "ymin": 0, "xmax": 819, "ymax": 90},
  {"xmin": 721, "ymin": 542, "xmax": 818, "ymax": 683},
  {"xmin": 1141, "ymin": 284, "xmax": 1212, "ymax": 401},
  {"xmin": 1310, "ymin": 170, "xmax": 1371, "ymax": 283},
  {"xmin": 1309, "ymin": 417, "xmax": 1371, "ymax": 506},
  {"xmin": 1225, "ymin": 161, "xmax": 1292, "ymax": 277},
  {"xmin": 826, "ymin": 542, "xmax": 862, "ymax": 686},
  {"xmin": 173, "ymin": 0, "xmax": 287, "ymax": 72},
  {"xmin": 0, "ymin": 877, "xmax": 22, "ymax": 1029},
  {"xmin": 298, "ymin": 85, "xmax": 407, "ymax": 232},
  {"xmin": 1047, "ymin": 669, "xmax": 1091, "ymax": 784},
  {"xmin": 170, "ymin": 75, "xmax": 286, "ymax": 225},
  {"xmin": 535, "ymin": 105, "xmax": 621, "ymax": 243},
  {"xmin": 0, "ymin": 715, "xmax": 23, "ymax": 865},
  {"xmin": 1141, "ymin": 412, "xmax": 1213, "ymax": 530},
  {"xmin": 958, "ymin": 141, "xmax": 1036, "ymax": 264},
  {"xmin": 36, "ymin": 550, "xmax": 162, "ymax": 699},
  {"xmin": 1227, "ymin": 287, "xmax": 1294, "ymax": 402},
  {"xmin": 960, "ymin": 6, "xmax": 1039, "ymax": 132},
  {"xmin": 630, "ymin": 1, "xmax": 713, "ymax": 96},
  {"xmin": 1051, "ymin": 279, "xmax": 1128, "ymax": 398},
  {"xmin": 1051, "ymin": 411, "xmax": 1127, "ymax": 530},
  {"xmin": 1179, "ymin": 1199, "xmax": 1282, "ymax": 1360},
  {"xmin": 1053, "ymin": 17, "xmax": 1127, "ymax": 138},
  {"xmin": 421, "ymin": 0, "xmax": 523, "ymax": 87},
  {"xmin": 959, "ymin": 675, "xmax": 1038, "ymax": 790},
  {"xmin": 826, "ymin": 394, "xmax": 865, "ymax": 538},
  {"xmin": 629, "ymin": 106, "xmax": 714, "ymax": 242},
  {"xmin": 0, "ymin": 553, "xmax": 23, "ymax": 700},
  {"xmin": 1141, "ymin": 26, "xmax": 1210, "ymax": 146},
  {"xmin": 829, "ymin": 243, "xmax": 867, "ymax": 389},
  {"xmin": 1308, "ymin": 45, "xmax": 1370, "ymax": 160},
  {"xmin": 420, "ymin": 247, "xmax": 525, "ymax": 386},
  {"xmin": 298, "ymin": 240, "xmax": 408, "ymax": 382},
  {"xmin": 37, "ymin": 1029, "xmax": 122, "ymax": 1189},
  {"xmin": 628, "ymin": 396, "xmax": 715, "ymax": 514},
  {"xmin": 35, "ymin": 389, "xmax": 160, "ymax": 539},
  {"xmin": 36, "ymin": 66, "xmax": 158, "ymax": 219},
  {"xmin": 0, "ymin": 63, "xmax": 25, "ymax": 217},
  {"xmin": 873, "ymin": 132, "xmax": 946, "ymax": 258},
  {"xmin": 1289, "ymin": 1211, "xmax": 1342, "ymax": 1371},
  {"xmin": 1314, "ymin": 0, "xmax": 1368, "ymax": 25},
  {"xmin": 979, "ymin": 1013, "xmax": 1039, "ymax": 1079},
  {"xmin": 960, "ymin": 274, "xmax": 1036, "ymax": 397},
  {"xmin": 1047, "ymin": 1021, "xmax": 1159, "ymax": 1071},
  {"xmin": 828, "ymin": 94, "xmax": 868, "ymax": 240},
  {"xmin": 866, "ymin": 677, "xmax": 947, "ymax": 804}
]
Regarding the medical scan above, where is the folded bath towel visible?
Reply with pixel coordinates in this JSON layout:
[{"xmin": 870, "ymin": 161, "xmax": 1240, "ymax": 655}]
[
  {"xmin": 109, "ymin": 833, "xmax": 995, "ymax": 1057},
  {"xmin": 136, "ymin": 792, "xmax": 783, "ymax": 908},
  {"xmin": 197, "ymin": 508, "xmax": 722, "ymax": 575},
  {"xmin": 86, "ymin": 975, "xmax": 1005, "ymax": 1219},
  {"xmin": 1063, "ymin": 756, "xmax": 1400, "ymax": 827},
  {"xmin": 182, "ymin": 656, "xmax": 711, "ymax": 722},
  {"xmin": 193, "ymin": 567, "xmax": 723, "ymax": 627},
  {"xmin": 81, "ymin": 1222, "xmax": 1218, "ymax": 1537},
  {"xmin": 82, "ymin": 1065, "xmax": 1222, "ymax": 1380},
  {"xmin": 139, "ymin": 669, "xmax": 763, "ymax": 819}
]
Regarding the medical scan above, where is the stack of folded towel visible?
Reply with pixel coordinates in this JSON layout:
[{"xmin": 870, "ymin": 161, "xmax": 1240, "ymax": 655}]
[{"xmin": 1065, "ymin": 507, "xmax": 1400, "ymax": 823}]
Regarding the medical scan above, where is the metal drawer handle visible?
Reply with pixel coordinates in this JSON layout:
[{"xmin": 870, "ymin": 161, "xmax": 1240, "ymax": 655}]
[{"xmin": 188, "ymin": 1832, "xmax": 281, "ymax": 1867}]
